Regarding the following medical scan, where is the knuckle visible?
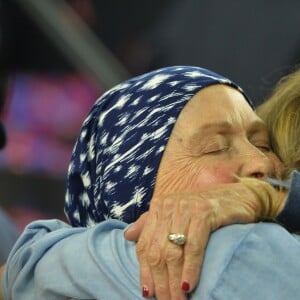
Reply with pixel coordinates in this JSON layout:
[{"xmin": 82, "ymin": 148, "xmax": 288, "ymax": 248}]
[
  {"xmin": 136, "ymin": 240, "xmax": 148, "ymax": 256},
  {"xmin": 149, "ymin": 196, "xmax": 161, "ymax": 210},
  {"xmin": 186, "ymin": 242, "xmax": 203, "ymax": 257},
  {"xmin": 194, "ymin": 196, "xmax": 211, "ymax": 210},
  {"xmin": 164, "ymin": 245, "xmax": 183, "ymax": 264},
  {"xmin": 194, "ymin": 199, "xmax": 214, "ymax": 220},
  {"xmin": 163, "ymin": 195, "xmax": 177, "ymax": 211},
  {"xmin": 185, "ymin": 245, "xmax": 203, "ymax": 265},
  {"xmin": 178, "ymin": 197, "xmax": 189, "ymax": 209},
  {"xmin": 147, "ymin": 244, "xmax": 163, "ymax": 267}
]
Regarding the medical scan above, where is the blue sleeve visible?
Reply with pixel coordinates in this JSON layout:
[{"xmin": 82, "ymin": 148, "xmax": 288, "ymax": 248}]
[
  {"xmin": 277, "ymin": 170, "xmax": 300, "ymax": 231},
  {"xmin": 2, "ymin": 220, "xmax": 300, "ymax": 300},
  {"xmin": 1, "ymin": 219, "xmax": 142, "ymax": 300},
  {"xmin": 193, "ymin": 223, "xmax": 300, "ymax": 300}
]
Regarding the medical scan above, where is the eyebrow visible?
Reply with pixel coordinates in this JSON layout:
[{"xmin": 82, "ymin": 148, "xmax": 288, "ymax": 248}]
[
  {"xmin": 190, "ymin": 120, "xmax": 268, "ymax": 141},
  {"xmin": 247, "ymin": 120, "xmax": 269, "ymax": 135}
]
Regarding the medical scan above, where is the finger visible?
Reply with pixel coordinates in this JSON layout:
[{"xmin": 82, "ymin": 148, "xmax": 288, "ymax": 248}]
[
  {"xmin": 136, "ymin": 209, "xmax": 158, "ymax": 297},
  {"xmin": 142, "ymin": 195, "xmax": 187, "ymax": 300},
  {"xmin": 181, "ymin": 201, "xmax": 212, "ymax": 293},
  {"xmin": 124, "ymin": 212, "xmax": 148, "ymax": 241},
  {"xmin": 147, "ymin": 235, "xmax": 171, "ymax": 300},
  {"xmin": 166, "ymin": 197, "xmax": 190, "ymax": 299},
  {"xmin": 145, "ymin": 197, "xmax": 174, "ymax": 299},
  {"xmin": 165, "ymin": 242, "xmax": 187, "ymax": 300}
]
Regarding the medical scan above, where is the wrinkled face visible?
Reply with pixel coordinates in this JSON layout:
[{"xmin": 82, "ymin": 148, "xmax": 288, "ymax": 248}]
[{"xmin": 154, "ymin": 85, "xmax": 284, "ymax": 195}]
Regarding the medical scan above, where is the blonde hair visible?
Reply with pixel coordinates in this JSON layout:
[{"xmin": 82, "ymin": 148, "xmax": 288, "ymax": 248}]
[
  {"xmin": 237, "ymin": 69, "xmax": 300, "ymax": 222},
  {"xmin": 257, "ymin": 68, "xmax": 300, "ymax": 177}
]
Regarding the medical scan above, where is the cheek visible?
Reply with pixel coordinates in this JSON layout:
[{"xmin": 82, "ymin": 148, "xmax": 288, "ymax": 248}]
[
  {"xmin": 187, "ymin": 162, "xmax": 238, "ymax": 190},
  {"xmin": 155, "ymin": 158, "xmax": 239, "ymax": 195}
]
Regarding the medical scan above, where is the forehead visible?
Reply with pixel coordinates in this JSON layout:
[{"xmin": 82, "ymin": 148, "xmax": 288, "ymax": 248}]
[{"xmin": 176, "ymin": 84, "xmax": 265, "ymax": 135}]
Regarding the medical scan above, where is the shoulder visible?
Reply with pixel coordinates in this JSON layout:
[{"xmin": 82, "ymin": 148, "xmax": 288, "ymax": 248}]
[{"xmin": 192, "ymin": 223, "xmax": 300, "ymax": 299}]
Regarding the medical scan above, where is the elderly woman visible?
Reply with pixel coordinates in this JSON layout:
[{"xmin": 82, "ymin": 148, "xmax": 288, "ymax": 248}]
[{"xmin": 1, "ymin": 66, "xmax": 299, "ymax": 300}]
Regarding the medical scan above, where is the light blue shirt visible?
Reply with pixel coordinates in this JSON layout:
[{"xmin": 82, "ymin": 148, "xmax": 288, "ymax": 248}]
[
  {"xmin": 2, "ymin": 219, "xmax": 300, "ymax": 300},
  {"xmin": 3, "ymin": 171, "xmax": 300, "ymax": 299}
]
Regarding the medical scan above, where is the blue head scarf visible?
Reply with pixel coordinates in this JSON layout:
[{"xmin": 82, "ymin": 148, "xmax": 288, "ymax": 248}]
[{"xmin": 65, "ymin": 66, "xmax": 252, "ymax": 227}]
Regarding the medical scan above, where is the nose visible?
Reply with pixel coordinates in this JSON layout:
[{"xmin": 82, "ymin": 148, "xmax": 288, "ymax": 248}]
[{"xmin": 238, "ymin": 145, "xmax": 273, "ymax": 179}]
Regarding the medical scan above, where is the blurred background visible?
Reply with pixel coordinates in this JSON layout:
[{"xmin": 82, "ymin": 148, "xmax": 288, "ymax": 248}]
[{"xmin": 0, "ymin": 0, "xmax": 300, "ymax": 231}]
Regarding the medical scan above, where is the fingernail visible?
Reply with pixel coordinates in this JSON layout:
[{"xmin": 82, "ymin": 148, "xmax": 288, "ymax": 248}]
[
  {"xmin": 142, "ymin": 285, "xmax": 149, "ymax": 297},
  {"xmin": 181, "ymin": 281, "xmax": 190, "ymax": 292}
]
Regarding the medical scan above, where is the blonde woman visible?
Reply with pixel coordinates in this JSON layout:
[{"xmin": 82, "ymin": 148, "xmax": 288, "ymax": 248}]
[{"xmin": 257, "ymin": 67, "xmax": 300, "ymax": 175}]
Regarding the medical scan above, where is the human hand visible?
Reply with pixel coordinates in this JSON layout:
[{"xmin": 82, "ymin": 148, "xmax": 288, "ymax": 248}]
[{"xmin": 125, "ymin": 180, "xmax": 284, "ymax": 299}]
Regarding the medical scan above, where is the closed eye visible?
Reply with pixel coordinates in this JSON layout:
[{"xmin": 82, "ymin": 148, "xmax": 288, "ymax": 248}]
[
  {"xmin": 254, "ymin": 144, "xmax": 271, "ymax": 152},
  {"xmin": 201, "ymin": 135, "xmax": 230, "ymax": 155},
  {"xmin": 203, "ymin": 145, "xmax": 230, "ymax": 154}
]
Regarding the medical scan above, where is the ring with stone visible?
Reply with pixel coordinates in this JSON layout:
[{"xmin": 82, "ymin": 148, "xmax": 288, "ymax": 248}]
[{"xmin": 168, "ymin": 233, "xmax": 186, "ymax": 246}]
